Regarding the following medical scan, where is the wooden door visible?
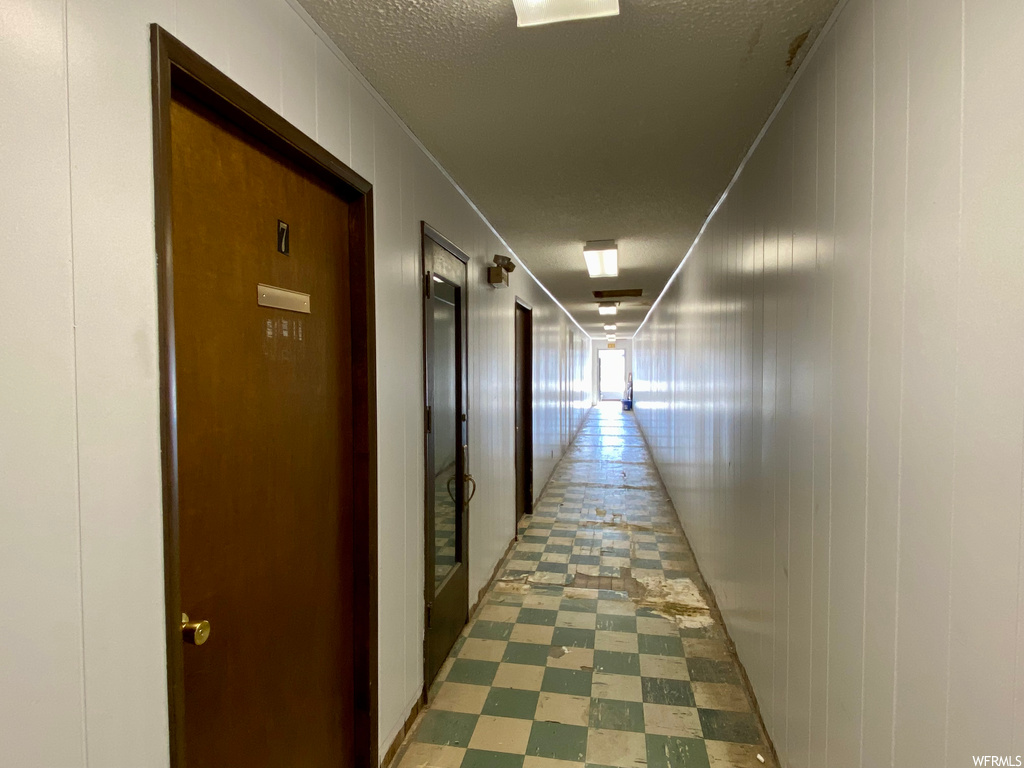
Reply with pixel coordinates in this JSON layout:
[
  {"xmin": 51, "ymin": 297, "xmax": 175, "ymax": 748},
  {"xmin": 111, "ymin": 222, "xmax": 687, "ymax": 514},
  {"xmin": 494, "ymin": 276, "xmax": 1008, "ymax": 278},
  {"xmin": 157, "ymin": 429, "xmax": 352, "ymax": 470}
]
[
  {"xmin": 170, "ymin": 92, "xmax": 355, "ymax": 768},
  {"xmin": 514, "ymin": 301, "xmax": 533, "ymax": 522},
  {"xmin": 422, "ymin": 226, "xmax": 471, "ymax": 687}
]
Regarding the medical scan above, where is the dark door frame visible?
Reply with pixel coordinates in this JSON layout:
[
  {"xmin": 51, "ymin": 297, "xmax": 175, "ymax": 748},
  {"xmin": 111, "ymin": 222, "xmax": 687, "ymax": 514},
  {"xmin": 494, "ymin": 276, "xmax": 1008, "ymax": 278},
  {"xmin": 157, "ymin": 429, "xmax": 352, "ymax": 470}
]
[
  {"xmin": 514, "ymin": 298, "xmax": 534, "ymax": 524},
  {"xmin": 420, "ymin": 221, "xmax": 471, "ymax": 698},
  {"xmin": 151, "ymin": 26, "xmax": 378, "ymax": 768}
]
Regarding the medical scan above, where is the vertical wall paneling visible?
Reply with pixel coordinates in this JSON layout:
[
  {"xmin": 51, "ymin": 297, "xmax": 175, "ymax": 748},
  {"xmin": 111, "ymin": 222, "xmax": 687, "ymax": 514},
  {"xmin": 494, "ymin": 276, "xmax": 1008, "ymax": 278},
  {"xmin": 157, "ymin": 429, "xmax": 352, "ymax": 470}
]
[
  {"xmin": 633, "ymin": 0, "xmax": 1024, "ymax": 763},
  {"xmin": 0, "ymin": 1, "xmax": 86, "ymax": 766},
  {"xmin": 1, "ymin": 0, "xmax": 592, "ymax": 763}
]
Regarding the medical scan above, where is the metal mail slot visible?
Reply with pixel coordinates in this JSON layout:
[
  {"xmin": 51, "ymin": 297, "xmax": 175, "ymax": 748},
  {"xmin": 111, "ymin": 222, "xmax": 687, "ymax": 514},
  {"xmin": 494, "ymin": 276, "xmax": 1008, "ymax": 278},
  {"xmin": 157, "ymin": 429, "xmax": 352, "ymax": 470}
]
[{"xmin": 257, "ymin": 284, "xmax": 310, "ymax": 314}]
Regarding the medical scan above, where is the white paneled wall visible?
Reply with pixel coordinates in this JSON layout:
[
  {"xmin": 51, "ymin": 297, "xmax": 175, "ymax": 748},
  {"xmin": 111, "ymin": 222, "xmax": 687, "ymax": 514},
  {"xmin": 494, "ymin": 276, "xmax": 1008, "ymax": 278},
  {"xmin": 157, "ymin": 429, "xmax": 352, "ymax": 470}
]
[
  {"xmin": 634, "ymin": 0, "xmax": 1024, "ymax": 765},
  {"xmin": 0, "ymin": 0, "xmax": 591, "ymax": 764}
]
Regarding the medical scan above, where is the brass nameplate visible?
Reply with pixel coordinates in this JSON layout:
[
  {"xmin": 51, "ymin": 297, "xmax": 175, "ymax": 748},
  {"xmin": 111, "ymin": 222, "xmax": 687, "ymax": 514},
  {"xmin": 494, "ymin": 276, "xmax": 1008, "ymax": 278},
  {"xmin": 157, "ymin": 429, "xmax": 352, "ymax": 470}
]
[{"xmin": 257, "ymin": 284, "xmax": 310, "ymax": 314}]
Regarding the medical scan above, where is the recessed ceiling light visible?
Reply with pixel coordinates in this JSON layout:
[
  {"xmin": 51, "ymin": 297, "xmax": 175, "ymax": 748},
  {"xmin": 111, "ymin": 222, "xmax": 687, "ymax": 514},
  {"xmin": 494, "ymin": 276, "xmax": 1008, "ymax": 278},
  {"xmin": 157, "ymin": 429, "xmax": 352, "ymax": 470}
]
[
  {"xmin": 512, "ymin": 0, "xmax": 619, "ymax": 28},
  {"xmin": 583, "ymin": 240, "xmax": 618, "ymax": 278},
  {"xmin": 604, "ymin": 324, "xmax": 617, "ymax": 331},
  {"xmin": 606, "ymin": 335, "xmax": 617, "ymax": 342},
  {"xmin": 598, "ymin": 302, "xmax": 618, "ymax": 316}
]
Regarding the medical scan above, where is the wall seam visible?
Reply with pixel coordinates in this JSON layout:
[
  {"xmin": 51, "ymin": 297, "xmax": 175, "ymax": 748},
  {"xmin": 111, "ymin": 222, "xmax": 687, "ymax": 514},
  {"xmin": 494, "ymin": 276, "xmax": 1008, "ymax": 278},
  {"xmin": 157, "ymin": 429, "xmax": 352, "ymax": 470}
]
[
  {"xmin": 858, "ymin": 2, "xmax": 877, "ymax": 766},
  {"xmin": 824, "ymin": 38, "xmax": 839, "ymax": 766},
  {"xmin": 62, "ymin": 0, "xmax": 89, "ymax": 762},
  {"xmin": 941, "ymin": 3, "xmax": 966, "ymax": 765},
  {"xmin": 889, "ymin": 3, "xmax": 911, "ymax": 763}
]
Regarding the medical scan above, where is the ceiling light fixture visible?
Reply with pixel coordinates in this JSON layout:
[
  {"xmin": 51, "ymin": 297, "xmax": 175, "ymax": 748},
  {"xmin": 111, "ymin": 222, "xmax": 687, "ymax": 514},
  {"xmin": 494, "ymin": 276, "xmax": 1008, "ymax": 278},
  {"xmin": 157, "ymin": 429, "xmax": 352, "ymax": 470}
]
[
  {"xmin": 583, "ymin": 239, "xmax": 618, "ymax": 278},
  {"xmin": 606, "ymin": 335, "xmax": 617, "ymax": 342},
  {"xmin": 598, "ymin": 302, "xmax": 618, "ymax": 316},
  {"xmin": 512, "ymin": 0, "xmax": 619, "ymax": 28},
  {"xmin": 604, "ymin": 324, "xmax": 617, "ymax": 331}
]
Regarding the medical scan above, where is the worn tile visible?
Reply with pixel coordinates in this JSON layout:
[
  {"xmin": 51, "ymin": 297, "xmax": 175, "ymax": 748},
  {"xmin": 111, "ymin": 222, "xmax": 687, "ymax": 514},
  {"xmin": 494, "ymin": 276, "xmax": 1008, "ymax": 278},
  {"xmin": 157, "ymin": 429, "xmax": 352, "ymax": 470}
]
[
  {"xmin": 591, "ymin": 673, "xmax": 643, "ymax": 702},
  {"xmin": 460, "ymin": 638, "xmax": 508, "ymax": 662},
  {"xmin": 522, "ymin": 756, "xmax": 584, "ymax": 768},
  {"xmin": 551, "ymin": 627, "xmax": 596, "ymax": 649},
  {"xmin": 503, "ymin": 642, "xmax": 553, "ymax": 667},
  {"xmin": 686, "ymin": 659, "xmax": 741, "ymax": 685},
  {"xmin": 433, "ymin": 682, "xmax": 490, "ymax": 715},
  {"xmin": 645, "ymin": 734, "xmax": 711, "ymax": 768},
  {"xmin": 535, "ymin": 692, "xmax": 591, "ymax": 727},
  {"xmin": 541, "ymin": 667, "xmax": 593, "ymax": 697},
  {"xmin": 696, "ymin": 709, "xmax": 762, "ymax": 745},
  {"xmin": 546, "ymin": 646, "xmax": 594, "ymax": 671},
  {"xmin": 478, "ymin": 605, "xmax": 522, "ymax": 624},
  {"xmin": 585, "ymin": 728, "xmax": 647, "ymax": 768},
  {"xmin": 638, "ymin": 634, "xmax": 685, "ymax": 657},
  {"xmin": 691, "ymin": 682, "xmax": 750, "ymax": 713},
  {"xmin": 447, "ymin": 659, "xmax": 500, "ymax": 686},
  {"xmin": 396, "ymin": 742, "xmax": 466, "ymax": 768},
  {"xmin": 640, "ymin": 654, "xmax": 690, "ymax": 681},
  {"xmin": 589, "ymin": 698, "xmax": 645, "ymax": 732},
  {"xmin": 642, "ymin": 677, "xmax": 696, "ymax": 707},
  {"xmin": 510, "ymin": 624, "xmax": 555, "ymax": 646},
  {"xmin": 594, "ymin": 630, "xmax": 639, "ymax": 654},
  {"xmin": 460, "ymin": 749, "xmax": 524, "ymax": 768},
  {"xmin": 518, "ymin": 608, "xmax": 559, "ymax": 627},
  {"xmin": 643, "ymin": 703, "xmax": 703, "ymax": 738},
  {"xmin": 468, "ymin": 715, "xmax": 533, "ymax": 754},
  {"xmin": 482, "ymin": 688, "xmax": 540, "ymax": 720},
  {"xmin": 682, "ymin": 639, "xmax": 732, "ymax": 662},
  {"xmin": 592, "ymin": 650, "xmax": 641, "ymax": 676},
  {"xmin": 470, "ymin": 621, "xmax": 516, "ymax": 641},
  {"xmin": 414, "ymin": 709, "xmax": 479, "ymax": 748},
  {"xmin": 526, "ymin": 721, "xmax": 589, "ymax": 762},
  {"xmin": 704, "ymin": 740, "xmax": 770, "ymax": 767},
  {"xmin": 492, "ymin": 662, "xmax": 546, "ymax": 691}
]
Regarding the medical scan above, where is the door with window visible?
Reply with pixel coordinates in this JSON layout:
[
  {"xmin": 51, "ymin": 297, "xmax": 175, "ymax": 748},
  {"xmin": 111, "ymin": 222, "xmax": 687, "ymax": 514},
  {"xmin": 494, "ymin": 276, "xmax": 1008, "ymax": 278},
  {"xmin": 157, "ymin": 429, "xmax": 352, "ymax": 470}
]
[{"xmin": 422, "ymin": 224, "xmax": 473, "ymax": 687}]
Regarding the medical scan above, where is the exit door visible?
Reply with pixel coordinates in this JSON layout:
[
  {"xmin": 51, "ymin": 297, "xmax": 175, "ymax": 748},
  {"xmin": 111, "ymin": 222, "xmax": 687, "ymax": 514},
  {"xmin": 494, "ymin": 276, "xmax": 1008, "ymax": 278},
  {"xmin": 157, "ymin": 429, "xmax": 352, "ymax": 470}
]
[
  {"xmin": 598, "ymin": 348, "xmax": 627, "ymax": 401},
  {"xmin": 422, "ymin": 224, "xmax": 473, "ymax": 688}
]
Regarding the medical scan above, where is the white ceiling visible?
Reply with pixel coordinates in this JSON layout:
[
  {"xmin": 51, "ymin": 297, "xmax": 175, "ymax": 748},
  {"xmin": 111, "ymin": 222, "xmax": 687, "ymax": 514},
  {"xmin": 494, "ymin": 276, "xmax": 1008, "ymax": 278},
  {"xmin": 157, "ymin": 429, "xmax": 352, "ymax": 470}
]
[{"xmin": 298, "ymin": 0, "xmax": 839, "ymax": 336}]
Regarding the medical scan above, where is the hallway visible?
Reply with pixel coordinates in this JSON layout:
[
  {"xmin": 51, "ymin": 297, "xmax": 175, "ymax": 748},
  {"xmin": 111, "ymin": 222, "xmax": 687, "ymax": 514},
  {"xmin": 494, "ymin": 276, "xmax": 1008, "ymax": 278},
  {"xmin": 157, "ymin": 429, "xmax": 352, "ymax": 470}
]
[{"xmin": 394, "ymin": 403, "xmax": 772, "ymax": 768}]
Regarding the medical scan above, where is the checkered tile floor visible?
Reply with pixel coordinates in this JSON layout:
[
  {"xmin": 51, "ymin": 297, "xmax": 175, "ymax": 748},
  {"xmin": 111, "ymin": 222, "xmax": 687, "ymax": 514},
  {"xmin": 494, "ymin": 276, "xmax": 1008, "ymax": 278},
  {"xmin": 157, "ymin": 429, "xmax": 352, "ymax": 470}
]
[{"xmin": 392, "ymin": 403, "xmax": 774, "ymax": 768}]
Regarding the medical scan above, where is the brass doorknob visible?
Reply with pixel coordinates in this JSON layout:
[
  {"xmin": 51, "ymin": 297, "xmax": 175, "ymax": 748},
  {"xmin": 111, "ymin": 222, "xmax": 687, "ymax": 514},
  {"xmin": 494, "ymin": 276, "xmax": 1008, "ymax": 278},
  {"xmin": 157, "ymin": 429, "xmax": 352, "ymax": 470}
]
[{"xmin": 181, "ymin": 613, "xmax": 211, "ymax": 646}]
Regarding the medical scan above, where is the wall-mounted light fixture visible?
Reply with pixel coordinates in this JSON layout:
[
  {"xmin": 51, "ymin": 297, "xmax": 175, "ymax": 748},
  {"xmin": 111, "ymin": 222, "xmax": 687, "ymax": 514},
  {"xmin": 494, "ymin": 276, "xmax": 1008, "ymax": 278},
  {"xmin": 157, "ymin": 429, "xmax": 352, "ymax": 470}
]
[
  {"xmin": 488, "ymin": 255, "xmax": 516, "ymax": 288},
  {"xmin": 512, "ymin": 0, "xmax": 619, "ymax": 28},
  {"xmin": 584, "ymin": 239, "xmax": 618, "ymax": 278},
  {"xmin": 598, "ymin": 301, "xmax": 618, "ymax": 316}
]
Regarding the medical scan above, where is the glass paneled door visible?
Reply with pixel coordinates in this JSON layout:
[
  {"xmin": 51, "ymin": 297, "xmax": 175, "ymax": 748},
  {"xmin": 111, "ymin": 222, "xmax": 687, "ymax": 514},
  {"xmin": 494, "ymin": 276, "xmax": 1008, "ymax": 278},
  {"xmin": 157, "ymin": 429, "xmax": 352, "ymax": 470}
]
[{"xmin": 422, "ymin": 224, "xmax": 473, "ymax": 688}]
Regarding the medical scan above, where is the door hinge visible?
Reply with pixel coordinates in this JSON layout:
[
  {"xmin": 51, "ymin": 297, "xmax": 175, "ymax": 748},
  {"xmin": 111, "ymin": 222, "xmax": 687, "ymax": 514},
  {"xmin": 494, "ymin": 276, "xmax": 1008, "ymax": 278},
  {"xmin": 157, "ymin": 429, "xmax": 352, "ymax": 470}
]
[
  {"xmin": 426, "ymin": 602, "xmax": 433, "ymax": 629},
  {"xmin": 426, "ymin": 406, "xmax": 432, "ymax": 433}
]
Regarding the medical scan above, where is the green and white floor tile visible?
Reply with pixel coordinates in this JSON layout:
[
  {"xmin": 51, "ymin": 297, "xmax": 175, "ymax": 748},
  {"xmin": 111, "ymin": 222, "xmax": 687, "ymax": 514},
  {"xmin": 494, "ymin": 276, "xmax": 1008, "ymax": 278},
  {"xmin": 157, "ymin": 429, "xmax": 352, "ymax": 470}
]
[{"xmin": 393, "ymin": 404, "xmax": 774, "ymax": 768}]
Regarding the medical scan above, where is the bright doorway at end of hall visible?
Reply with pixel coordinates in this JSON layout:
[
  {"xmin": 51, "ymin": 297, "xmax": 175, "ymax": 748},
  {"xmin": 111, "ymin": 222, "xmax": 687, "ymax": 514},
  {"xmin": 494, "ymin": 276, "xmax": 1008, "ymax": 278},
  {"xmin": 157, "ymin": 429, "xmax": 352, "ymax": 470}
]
[{"xmin": 598, "ymin": 348, "xmax": 626, "ymax": 401}]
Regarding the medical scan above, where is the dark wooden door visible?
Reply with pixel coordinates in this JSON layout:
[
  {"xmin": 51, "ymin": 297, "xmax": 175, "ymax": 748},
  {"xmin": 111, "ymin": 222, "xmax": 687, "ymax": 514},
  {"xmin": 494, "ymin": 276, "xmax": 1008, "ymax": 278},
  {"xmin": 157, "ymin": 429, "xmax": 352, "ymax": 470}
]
[
  {"xmin": 422, "ymin": 227, "xmax": 470, "ymax": 687},
  {"xmin": 514, "ymin": 302, "xmax": 533, "ymax": 522},
  {"xmin": 170, "ymin": 93, "xmax": 355, "ymax": 768}
]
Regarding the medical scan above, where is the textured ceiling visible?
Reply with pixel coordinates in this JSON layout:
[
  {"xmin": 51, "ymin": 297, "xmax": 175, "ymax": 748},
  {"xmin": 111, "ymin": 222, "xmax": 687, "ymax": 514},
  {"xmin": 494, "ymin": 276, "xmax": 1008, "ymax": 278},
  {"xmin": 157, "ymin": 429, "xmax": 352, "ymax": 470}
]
[{"xmin": 298, "ymin": 0, "xmax": 839, "ymax": 335}]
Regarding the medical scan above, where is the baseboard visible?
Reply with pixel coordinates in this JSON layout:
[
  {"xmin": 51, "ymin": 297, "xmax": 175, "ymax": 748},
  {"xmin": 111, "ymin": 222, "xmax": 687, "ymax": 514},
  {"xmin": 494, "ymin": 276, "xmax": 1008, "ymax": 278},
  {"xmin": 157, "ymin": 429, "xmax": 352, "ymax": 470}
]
[
  {"xmin": 379, "ymin": 692, "xmax": 426, "ymax": 768},
  {"xmin": 472, "ymin": 534, "xmax": 518, "ymax": 616}
]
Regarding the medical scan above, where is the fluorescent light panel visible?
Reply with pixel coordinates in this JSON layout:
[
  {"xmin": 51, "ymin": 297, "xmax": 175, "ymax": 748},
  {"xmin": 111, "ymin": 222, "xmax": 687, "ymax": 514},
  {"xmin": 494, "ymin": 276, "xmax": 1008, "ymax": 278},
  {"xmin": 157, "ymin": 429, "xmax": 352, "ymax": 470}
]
[
  {"xmin": 604, "ymin": 324, "xmax": 617, "ymax": 331},
  {"xmin": 513, "ymin": 0, "xmax": 619, "ymax": 28},
  {"xmin": 583, "ymin": 239, "xmax": 618, "ymax": 278},
  {"xmin": 598, "ymin": 305, "xmax": 617, "ymax": 316}
]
